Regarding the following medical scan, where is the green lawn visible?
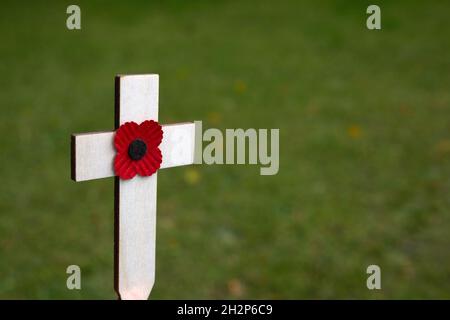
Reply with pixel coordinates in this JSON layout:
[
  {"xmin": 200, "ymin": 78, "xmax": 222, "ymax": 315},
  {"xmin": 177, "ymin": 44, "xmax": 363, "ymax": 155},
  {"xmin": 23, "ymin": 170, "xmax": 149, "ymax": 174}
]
[{"xmin": 0, "ymin": 0, "xmax": 449, "ymax": 299}]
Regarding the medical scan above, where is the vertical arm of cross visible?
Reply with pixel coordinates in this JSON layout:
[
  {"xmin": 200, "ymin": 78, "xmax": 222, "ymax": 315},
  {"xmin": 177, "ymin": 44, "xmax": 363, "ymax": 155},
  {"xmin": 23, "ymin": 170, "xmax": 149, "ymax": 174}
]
[{"xmin": 114, "ymin": 74, "xmax": 159, "ymax": 300}]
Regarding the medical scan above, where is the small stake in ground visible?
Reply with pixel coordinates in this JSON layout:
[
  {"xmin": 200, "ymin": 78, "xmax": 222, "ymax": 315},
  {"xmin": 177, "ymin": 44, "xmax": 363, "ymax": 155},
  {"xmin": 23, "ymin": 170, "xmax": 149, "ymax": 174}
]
[{"xmin": 71, "ymin": 74, "xmax": 197, "ymax": 300}]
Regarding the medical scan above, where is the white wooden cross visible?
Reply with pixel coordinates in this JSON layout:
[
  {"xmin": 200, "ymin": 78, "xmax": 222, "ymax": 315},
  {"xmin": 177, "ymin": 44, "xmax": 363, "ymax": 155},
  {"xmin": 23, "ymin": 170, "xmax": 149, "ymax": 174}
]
[{"xmin": 71, "ymin": 74, "xmax": 196, "ymax": 300}]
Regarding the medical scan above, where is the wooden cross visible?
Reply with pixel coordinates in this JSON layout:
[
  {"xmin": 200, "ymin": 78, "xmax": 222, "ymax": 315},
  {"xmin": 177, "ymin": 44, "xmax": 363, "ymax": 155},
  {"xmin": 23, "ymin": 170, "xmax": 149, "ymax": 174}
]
[{"xmin": 71, "ymin": 74, "xmax": 196, "ymax": 300}]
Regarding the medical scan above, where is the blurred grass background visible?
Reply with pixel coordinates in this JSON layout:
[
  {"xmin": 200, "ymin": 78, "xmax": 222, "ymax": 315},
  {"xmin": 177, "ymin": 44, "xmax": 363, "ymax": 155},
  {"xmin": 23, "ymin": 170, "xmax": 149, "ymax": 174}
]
[{"xmin": 0, "ymin": 0, "xmax": 449, "ymax": 299}]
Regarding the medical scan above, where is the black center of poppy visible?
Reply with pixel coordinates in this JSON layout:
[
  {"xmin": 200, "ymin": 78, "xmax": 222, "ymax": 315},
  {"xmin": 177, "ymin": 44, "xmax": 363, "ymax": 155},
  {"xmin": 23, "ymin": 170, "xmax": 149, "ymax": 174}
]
[{"xmin": 128, "ymin": 139, "xmax": 147, "ymax": 161}]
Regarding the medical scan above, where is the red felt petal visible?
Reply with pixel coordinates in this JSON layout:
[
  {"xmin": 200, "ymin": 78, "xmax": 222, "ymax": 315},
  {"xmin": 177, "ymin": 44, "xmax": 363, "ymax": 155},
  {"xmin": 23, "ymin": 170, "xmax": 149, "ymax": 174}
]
[
  {"xmin": 138, "ymin": 120, "xmax": 163, "ymax": 149},
  {"xmin": 114, "ymin": 152, "xmax": 137, "ymax": 179},
  {"xmin": 114, "ymin": 122, "xmax": 140, "ymax": 152},
  {"xmin": 135, "ymin": 147, "xmax": 162, "ymax": 177}
]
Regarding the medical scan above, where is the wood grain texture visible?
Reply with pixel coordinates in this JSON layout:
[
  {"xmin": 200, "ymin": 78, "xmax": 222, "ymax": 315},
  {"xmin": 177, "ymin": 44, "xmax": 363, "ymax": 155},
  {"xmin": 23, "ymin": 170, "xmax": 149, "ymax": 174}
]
[
  {"xmin": 160, "ymin": 123, "xmax": 196, "ymax": 168},
  {"xmin": 115, "ymin": 74, "xmax": 159, "ymax": 300},
  {"xmin": 71, "ymin": 123, "xmax": 197, "ymax": 182},
  {"xmin": 115, "ymin": 174, "xmax": 157, "ymax": 300},
  {"xmin": 71, "ymin": 132, "xmax": 115, "ymax": 182}
]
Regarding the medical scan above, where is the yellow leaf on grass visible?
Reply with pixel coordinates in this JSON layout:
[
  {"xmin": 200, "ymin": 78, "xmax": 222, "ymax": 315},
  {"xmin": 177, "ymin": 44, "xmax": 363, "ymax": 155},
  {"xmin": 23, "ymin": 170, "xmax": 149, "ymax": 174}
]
[
  {"xmin": 227, "ymin": 279, "xmax": 245, "ymax": 297},
  {"xmin": 207, "ymin": 112, "xmax": 222, "ymax": 125},
  {"xmin": 184, "ymin": 167, "xmax": 201, "ymax": 185},
  {"xmin": 347, "ymin": 125, "xmax": 362, "ymax": 139},
  {"xmin": 234, "ymin": 80, "xmax": 247, "ymax": 94}
]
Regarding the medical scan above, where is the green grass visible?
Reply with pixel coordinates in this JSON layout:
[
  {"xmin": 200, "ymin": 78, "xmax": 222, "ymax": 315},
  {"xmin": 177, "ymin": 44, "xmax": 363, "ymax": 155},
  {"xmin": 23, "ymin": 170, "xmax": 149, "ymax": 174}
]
[{"xmin": 0, "ymin": 0, "xmax": 449, "ymax": 299}]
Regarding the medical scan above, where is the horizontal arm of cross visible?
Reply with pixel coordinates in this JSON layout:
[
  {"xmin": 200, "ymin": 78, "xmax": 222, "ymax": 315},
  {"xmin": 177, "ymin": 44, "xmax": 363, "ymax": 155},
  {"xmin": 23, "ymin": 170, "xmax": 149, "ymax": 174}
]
[{"xmin": 71, "ymin": 122, "xmax": 197, "ymax": 182}]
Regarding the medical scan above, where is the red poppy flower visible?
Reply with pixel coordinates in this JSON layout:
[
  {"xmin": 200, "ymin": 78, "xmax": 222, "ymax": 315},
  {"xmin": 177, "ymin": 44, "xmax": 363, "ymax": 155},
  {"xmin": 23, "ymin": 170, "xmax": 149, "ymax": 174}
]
[{"xmin": 114, "ymin": 120, "xmax": 163, "ymax": 180}]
